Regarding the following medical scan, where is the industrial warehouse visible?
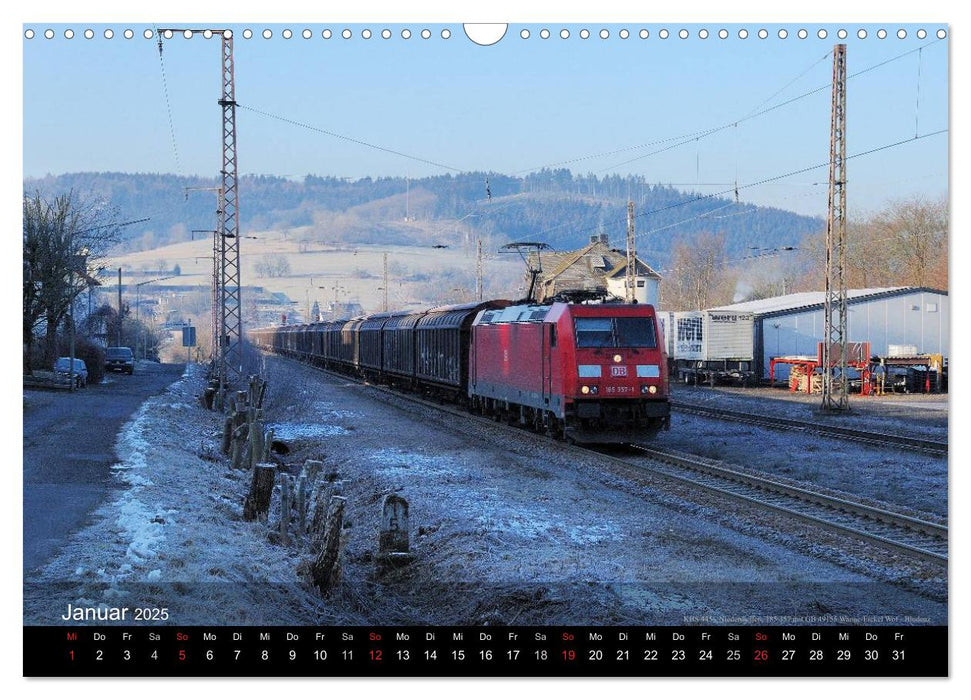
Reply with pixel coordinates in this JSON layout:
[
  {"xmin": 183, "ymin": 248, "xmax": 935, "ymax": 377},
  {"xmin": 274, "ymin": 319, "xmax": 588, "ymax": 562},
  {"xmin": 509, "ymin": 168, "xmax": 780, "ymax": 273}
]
[{"xmin": 659, "ymin": 286, "xmax": 948, "ymax": 393}]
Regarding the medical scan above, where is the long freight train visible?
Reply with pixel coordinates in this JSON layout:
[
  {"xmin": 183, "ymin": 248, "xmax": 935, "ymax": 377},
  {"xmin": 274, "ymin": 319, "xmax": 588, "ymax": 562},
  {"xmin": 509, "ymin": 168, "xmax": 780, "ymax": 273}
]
[{"xmin": 249, "ymin": 300, "xmax": 670, "ymax": 443}]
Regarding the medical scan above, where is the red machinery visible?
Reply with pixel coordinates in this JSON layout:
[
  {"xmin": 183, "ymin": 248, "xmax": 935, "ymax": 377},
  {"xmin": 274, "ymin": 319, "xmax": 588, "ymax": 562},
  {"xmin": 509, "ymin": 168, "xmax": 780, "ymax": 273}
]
[
  {"xmin": 769, "ymin": 341, "xmax": 873, "ymax": 394},
  {"xmin": 469, "ymin": 302, "xmax": 670, "ymax": 442}
]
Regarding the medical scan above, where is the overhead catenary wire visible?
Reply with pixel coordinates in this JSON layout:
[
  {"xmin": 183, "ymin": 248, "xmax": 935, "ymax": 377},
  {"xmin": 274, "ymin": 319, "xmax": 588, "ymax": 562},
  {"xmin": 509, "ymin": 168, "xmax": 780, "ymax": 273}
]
[
  {"xmin": 655, "ymin": 246, "xmax": 799, "ymax": 275},
  {"xmin": 529, "ymin": 129, "xmax": 949, "ymax": 244},
  {"xmin": 915, "ymin": 47, "xmax": 923, "ymax": 138},
  {"xmin": 742, "ymin": 51, "xmax": 831, "ymax": 119},
  {"xmin": 155, "ymin": 29, "xmax": 183, "ymax": 174},
  {"xmin": 641, "ymin": 202, "xmax": 759, "ymax": 239},
  {"xmin": 238, "ymin": 103, "xmax": 464, "ymax": 173},
  {"xmin": 222, "ymin": 38, "xmax": 943, "ymax": 203},
  {"xmin": 525, "ymin": 37, "xmax": 945, "ymax": 177},
  {"xmin": 222, "ymin": 40, "xmax": 942, "ymax": 185}
]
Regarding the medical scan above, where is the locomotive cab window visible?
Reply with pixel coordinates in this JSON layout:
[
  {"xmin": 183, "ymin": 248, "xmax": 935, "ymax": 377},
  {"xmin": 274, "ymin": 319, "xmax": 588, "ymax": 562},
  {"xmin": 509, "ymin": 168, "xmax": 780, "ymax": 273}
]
[
  {"xmin": 575, "ymin": 318, "xmax": 614, "ymax": 347},
  {"xmin": 575, "ymin": 317, "xmax": 657, "ymax": 348},
  {"xmin": 615, "ymin": 317, "xmax": 656, "ymax": 348}
]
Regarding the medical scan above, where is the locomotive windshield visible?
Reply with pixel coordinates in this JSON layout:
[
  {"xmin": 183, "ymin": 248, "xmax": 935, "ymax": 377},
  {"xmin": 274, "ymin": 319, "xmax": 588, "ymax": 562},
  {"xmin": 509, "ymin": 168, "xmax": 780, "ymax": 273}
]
[{"xmin": 575, "ymin": 317, "xmax": 657, "ymax": 348}]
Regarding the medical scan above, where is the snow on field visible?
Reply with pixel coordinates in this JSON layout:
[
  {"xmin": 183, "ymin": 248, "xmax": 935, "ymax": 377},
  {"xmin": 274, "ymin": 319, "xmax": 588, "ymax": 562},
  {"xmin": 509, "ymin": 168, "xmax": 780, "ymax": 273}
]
[{"xmin": 269, "ymin": 422, "xmax": 349, "ymax": 441}]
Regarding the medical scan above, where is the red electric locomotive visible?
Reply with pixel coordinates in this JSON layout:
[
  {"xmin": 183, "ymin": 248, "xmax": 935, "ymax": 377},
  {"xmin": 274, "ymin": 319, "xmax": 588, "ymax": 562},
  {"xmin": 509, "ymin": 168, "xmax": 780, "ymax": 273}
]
[{"xmin": 468, "ymin": 302, "xmax": 670, "ymax": 442}]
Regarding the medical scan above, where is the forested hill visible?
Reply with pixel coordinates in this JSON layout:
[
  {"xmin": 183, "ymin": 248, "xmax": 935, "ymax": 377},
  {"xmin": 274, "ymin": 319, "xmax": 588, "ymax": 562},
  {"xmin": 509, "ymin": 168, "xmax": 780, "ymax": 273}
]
[{"xmin": 24, "ymin": 170, "xmax": 823, "ymax": 263}]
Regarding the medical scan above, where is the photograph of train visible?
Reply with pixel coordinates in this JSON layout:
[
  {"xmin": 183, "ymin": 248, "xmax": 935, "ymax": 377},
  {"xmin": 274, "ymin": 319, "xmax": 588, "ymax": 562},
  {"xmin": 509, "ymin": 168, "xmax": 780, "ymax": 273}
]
[{"xmin": 21, "ymin": 14, "xmax": 950, "ymax": 680}]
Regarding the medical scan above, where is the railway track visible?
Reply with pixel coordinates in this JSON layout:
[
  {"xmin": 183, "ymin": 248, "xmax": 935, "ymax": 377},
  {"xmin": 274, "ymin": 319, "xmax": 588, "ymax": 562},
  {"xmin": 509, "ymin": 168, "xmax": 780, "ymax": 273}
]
[
  {"xmin": 275, "ymin": 355, "xmax": 949, "ymax": 568},
  {"xmin": 624, "ymin": 444, "xmax": 948, "ymax": 565},
  {"xmin": 671, "ymin": 401, "xmax": 948, "ymax": 456}
]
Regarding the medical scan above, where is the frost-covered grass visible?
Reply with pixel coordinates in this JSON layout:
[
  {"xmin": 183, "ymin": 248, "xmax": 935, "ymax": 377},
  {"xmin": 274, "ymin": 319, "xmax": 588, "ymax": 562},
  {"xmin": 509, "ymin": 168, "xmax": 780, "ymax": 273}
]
[{"xmin": 23, "ymin": 365, "xmax": 350, "ymax": 626}]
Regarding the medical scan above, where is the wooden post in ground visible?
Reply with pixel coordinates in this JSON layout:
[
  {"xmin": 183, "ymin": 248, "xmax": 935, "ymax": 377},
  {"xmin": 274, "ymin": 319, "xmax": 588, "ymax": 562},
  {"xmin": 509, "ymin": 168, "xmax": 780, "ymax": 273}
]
[
  {"xmin": 203, "ymin": 384, "xmax": 217, "ymax": 410},
  {"xmin": 295, "ymin": 473, "xmax": 308, "ymax": 534},
  {"xmin": 304, "ymin": 459, "xmax": 325, "ymax": 483},
  {"xmin": 309, "ymin": 480, "xmax": 343, "ymax": 543},
  {"xmin": 230, "ymin": 424, "xmax": 249, "ymax": 470},
  {"xmin": 221, "ymin": 416, "xmax": 234, "ymax": 455},
  {"xmin": 249, "ymin": 420, "xmax": 265, "ymax": 470},
  {"xmin": 243, "ymin": 463, "xmax": 276, "ymax": 522},
  {"xmin": 310, "ymin": 495, "xmax": 346, "ymax": 593},
  {"xmin": 278, "ymin": 474, "xmax": 292, "ymax": 545},
  {"xmin": 261, "ymin": 427, "xmax": 274, "ymax": 463},
  {"xmin": 308, "ymin": 482, "xmax": 330, "ymax": 543}
]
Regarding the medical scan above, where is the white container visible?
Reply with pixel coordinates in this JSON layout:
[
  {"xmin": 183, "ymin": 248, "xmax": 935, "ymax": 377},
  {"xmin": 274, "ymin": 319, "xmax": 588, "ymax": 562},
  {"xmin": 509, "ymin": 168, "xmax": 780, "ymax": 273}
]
[
  {"xmin": 672, "ymin": 310, "xmax": 754, "ymax": 361},
  {"xmin": 888, "ymin": 344, "xmax": 918, "ymax": 357},
  {"xmin": 655, "ymin": 311, "xmax": 675, "ymax": 357}
]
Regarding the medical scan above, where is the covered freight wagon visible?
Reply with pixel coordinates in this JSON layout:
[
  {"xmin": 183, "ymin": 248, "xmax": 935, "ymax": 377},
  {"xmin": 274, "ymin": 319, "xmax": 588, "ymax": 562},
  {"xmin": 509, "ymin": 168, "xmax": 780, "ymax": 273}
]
[
  {"xmin": 382, "ymin": 311, "xmax": 426, "ymax": 383},
  {"xmin": 414, "ymin": 301, "xmax": 510, "ymax": 391}
]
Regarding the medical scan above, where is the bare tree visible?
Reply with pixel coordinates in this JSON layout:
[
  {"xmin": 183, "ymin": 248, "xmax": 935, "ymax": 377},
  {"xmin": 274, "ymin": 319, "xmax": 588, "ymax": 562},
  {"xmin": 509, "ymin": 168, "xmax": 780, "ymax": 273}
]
[
  {"xmin": 869, "ymin": 195, "xmax": 948, "ymax": 288},
  {"xmin": 661, "ymin": 232, "xmax": 737, "ymax": 311},
  {"xmin": 23, "ymin": 192, "xmax": 119, "ymax": 373},
  {"xmin": 254, "ymin": 253, "xmax": 291, "ymax": 279},
  {"xmin": 799, "ymin": 194, "xmax": 948, "ymax": 291}
]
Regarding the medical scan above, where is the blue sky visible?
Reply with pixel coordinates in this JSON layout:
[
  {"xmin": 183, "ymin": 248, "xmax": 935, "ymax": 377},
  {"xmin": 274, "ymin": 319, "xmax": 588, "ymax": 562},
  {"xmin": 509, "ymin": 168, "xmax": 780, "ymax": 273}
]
[{"xmin": 23, "ymin": 22, "xmax": 948, "ymax": 217}]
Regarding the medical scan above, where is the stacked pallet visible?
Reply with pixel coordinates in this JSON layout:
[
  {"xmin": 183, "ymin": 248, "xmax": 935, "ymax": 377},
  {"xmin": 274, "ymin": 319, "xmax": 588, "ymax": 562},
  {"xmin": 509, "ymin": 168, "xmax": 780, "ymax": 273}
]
[{"xmin": 789, "ymin": 366, "xmax": 823, "ymax": 394}]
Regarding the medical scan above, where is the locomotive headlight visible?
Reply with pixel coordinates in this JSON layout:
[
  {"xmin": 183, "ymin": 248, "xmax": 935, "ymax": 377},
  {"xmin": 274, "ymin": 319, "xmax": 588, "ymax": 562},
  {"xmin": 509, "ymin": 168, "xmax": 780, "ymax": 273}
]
[
  {"xmin": 649, "ymin": 385, "xmax": 658, "ymax": 394},
  {"xmin": 581, "ymin": 385, "xmax": 590, "ymax": 394},
  {"xmin": 589, "ymin": 385, "xmax": 599, "ymax": 395},
  {"xmin": 613, "ymin": 354, "xmax": 622, "ymax": 363},
  {"xmin": 641, "ymin": 384, "xmax": 649, "ymax": 394}
]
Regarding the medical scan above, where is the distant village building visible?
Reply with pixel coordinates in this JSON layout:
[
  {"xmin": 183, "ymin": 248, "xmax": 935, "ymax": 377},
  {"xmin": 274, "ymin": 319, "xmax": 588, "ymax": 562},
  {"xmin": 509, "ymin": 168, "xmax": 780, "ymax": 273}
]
[
  {"xmin": 526, "ymin": 234, "xmax": 661, "ymax": 305},
  {"xmin": 321, "ymin": 300, "xmax": 365, "ymax": 321}
]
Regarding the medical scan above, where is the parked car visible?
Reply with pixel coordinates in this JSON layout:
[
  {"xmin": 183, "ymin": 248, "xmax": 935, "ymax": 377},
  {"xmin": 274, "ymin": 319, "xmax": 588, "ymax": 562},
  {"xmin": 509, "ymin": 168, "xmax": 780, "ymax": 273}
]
[
  {"xmin": 105, "ymin": 346, "xmax": 135, "ymax": 375},
  {"xmin": 54, "ymin": 357, "xmax": 88, "ymax": 388}
]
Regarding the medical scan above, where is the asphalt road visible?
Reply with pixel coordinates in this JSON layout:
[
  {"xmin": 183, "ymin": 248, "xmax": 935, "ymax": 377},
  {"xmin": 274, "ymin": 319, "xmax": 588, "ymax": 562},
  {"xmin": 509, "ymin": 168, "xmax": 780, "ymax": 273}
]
[{"xmin": 23, "ymin": 362, "xmax": 186, "ymax": 575}]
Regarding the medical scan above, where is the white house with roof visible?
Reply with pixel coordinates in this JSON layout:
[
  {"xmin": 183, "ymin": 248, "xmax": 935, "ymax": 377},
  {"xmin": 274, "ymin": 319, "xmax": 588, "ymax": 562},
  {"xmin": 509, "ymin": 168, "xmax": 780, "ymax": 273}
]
[
  {"xmin": 710, "ymin": 286, "xmax": 949, "ymax": 379},
  {"xmin": 526, "ymin": 234, "xmax": 662, "ymax": 305}
]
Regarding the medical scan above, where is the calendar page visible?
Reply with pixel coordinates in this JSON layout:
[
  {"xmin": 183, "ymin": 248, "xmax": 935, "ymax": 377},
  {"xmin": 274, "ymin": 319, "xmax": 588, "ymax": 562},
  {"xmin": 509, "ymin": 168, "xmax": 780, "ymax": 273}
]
[{"xmin": 20, "ymin": 5, "xmax": 950, "ymax": 680}]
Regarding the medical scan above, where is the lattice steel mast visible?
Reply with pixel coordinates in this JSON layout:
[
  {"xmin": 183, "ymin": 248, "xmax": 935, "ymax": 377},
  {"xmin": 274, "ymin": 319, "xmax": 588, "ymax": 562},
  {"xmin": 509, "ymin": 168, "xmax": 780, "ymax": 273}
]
[
  {"xmin": 159, "ymin": 28, "xmax": 243, "ymax": 390},
  {"xmin": 476, "ymin": 238, "xmax": 483, "ymax": 301},
  {"xmin": 186, "ymin": 186, "xmax": 224, "ymax": 364},
  {"xmin": 821, "ymin": 44, "xmax": 849, "ymax": 412},
  {"xmin": 383, "ymin": 252, "xmax": 389, "ymax": 312},
  {"xmin": 625, "ymin": 201, "xmax": 636, "ymax": 303},
  {"xmin": 218, "ymin": 32, "xmax": 243, "ymax": 385}
]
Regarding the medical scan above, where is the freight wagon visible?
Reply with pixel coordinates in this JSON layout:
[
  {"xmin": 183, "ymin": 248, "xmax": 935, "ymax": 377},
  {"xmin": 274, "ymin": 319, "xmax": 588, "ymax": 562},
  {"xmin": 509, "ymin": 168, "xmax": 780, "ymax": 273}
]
[{"xmin": 670, "ymin": 310, "xmax": 756, "ymax": 386}]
